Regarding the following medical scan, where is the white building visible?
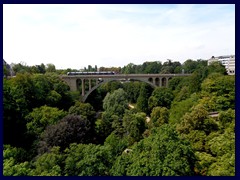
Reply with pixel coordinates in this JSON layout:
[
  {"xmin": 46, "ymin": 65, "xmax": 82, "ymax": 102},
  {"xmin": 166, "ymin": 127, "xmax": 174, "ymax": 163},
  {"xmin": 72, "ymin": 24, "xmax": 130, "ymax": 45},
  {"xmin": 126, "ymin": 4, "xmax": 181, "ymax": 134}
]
[{"xmin": 208, "ymin": 55, "xmax": 235, "ymax": 75}]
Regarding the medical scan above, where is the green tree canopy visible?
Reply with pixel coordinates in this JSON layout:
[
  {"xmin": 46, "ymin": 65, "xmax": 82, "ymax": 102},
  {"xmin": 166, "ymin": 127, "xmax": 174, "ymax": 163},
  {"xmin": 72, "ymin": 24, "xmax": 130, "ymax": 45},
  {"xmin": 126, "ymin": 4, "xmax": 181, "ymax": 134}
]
[
  {"xmin": 199, "ymin": 73, "xmax": 235, "ymax": 111},
  {"xmin": 38, "ymin": 115, "xmax": 92, "ymax": 154},
  {"xmin": 30, "ymin": 146, "xmax": 63, "ymax": 176},
  {"xmin": 104, "ymin": 133, "xmax": 129, "ymax": 157},
  {"xmin": 207, "ymin": 61, "xmax": 227, "ymax": 75},
  {"xmin": 64, "ymin": 143, "xmax": 112, "ymax": 176},
  {"xmin": 148, "ymin": 87, "xmax": 174, "ymax": 110},
  {"xmin": 176, "ymin": 104, "xmax": 218, "ymax": 135},
  {"xmin": 182, "ymin": 59, "xmax": 198, "ymax": 73},
  {"xmin": 46, "ymin": 63, "xmax": 56, "ymax": 73},
  {"xmin": 150, "ymin": 106, "xmax": 169, "ymax": 128},
  {"xmin": 94, "ymin": 112, "xmax": 119, "ymax": 143},
  {"xmin": 3, "ymin": 145, "xmax": 31, "ymax": 176},
  {"xmin": 123, "ymin": 110, "xmax": 146, "ymax": 142},
  {"xmin": 136, "ymin": 83, "xmax": 153, "ymax": 114},
  {"xmin": 26, "ymin": 105, "xmax": 67, "ymax": 137},
  {"xmin": 103, "ymin": 88, "xmax": 128, "ymax": 117},
  {"xmin": 201, "ymin": 73, "xmax": 235, "ymax": 96},
  {"xmin": 123, "ymin": 81, "xmax": 142, "ymax": 103},
  {"xmin": 111, "ymin": 124, "xmax": 196, "ymax": 176},
  {"xmin": 68, "ymin": 102, "xmax": 96, "ymax": 121},
  {"xmin": 169, "ymin": 93, "xmax": 199, "ymax": 124}
]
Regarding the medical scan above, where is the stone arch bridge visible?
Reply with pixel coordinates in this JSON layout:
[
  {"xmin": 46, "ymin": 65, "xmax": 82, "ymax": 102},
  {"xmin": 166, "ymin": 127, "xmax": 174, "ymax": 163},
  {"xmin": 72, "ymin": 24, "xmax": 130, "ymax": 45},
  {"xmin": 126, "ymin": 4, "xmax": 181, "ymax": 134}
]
[{"xmin": 61, "ymin": 74, "xmax": 191, "ymax": 102}]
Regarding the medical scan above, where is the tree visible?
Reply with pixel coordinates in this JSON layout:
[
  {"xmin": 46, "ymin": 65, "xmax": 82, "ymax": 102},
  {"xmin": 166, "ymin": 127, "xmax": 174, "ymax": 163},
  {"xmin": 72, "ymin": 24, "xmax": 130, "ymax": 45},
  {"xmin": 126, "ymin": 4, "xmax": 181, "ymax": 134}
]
[
  {"xmin": 207, "ymin": 61, "xmax": 227, "ymax": 75},
  {"xmin": 36, "ymin": 63, "xmax": 46, "ymax": 74},
  {"xmin": 174, "ymin": 86, "xmax": 191, "ymax": 102},
  {"xmin": 103, "ymin": 88, "xmax": 128, "ymax": 117},
  {"xmin": 184, "ymin": 130, "xmax": 207, "ymax": 152},
  {"xmin": 68, "ymin": 102, "xmax": 96, "ymax": 121},
  {"xmin": 218, "ymin": 109, "xmax": 235, "ymax": 128},
  {"xmin": 94, "ymin": 112, "xmax": 117, "ymax": 143},
  {"xmin": 193, "ymin": 116, "xmax": 235, "ymax": 176},
  {"xmin": 101, "ymin": 81, "xmax": 123, "ymax": 93},
  {"xmin": 111, "ymin": 114, "xmax": 125, "ymax": 137},
  {"xmin": 111, "ymin": 124, "xmax": 196, "ymax": 176},
  {"xmin": 46, "ymin": 63, "xmax": 56, "ymax": 73},
  {"xmin": 207, "ymin": 153, "xmax": 235, "ymax": 176},
  {"xmin": 136, "ymin": 83, "xmax": 153, "ymax": 114},
  {"xmin": 43, "ymin": 73, "xmax": 73, "ymax": 110},
  {"xmin": 29, "ymin": 65, "xmax": 40, "ymax": 74},
  {"xmin": 38, "ymin": 115, "xmax": 92, "ymax": 154},
  {"xmin": 104, "ymin": 133, "xmax": 129, "ymax": 157},
  {"xmin": 3, "ymin": 145, "xmax": 31, "ymax": 176},
  {"xmin": 25, "ymin": 105, "xmax": 67, "ymax": 137},
  {"xmin": 201, "ymin": 73, "xmax": 235, "ymax": 96},
  {"xmin": 168, "ymin": 77, "xmax": 184, "ymax": 91},
  {"xmin": 10, "ymin": 73, "xmax": 35, "ymax": 113},
  {"xmin": 194, "ymin": 151, "xmax": 216, "ymax": 176},
  {"xmin": 28, "ymin": 73, "xmax": 73, "ymax": 109},
  {"xmin": 182, "ymin": 59, "xmax": 198, "ymax": 73},
  {"xmin": 148, "ymin": 87, "xmax": 174, "ymax": 110},
  {"xmin": 3, "ymin": 159, "xmax": 31, "ymax": 176},
  {"xmin": 99, "ymin": 66, "xmax": 121, "ymax": 73},
  {"xmin": 207, "ymin": 128, "xmax": 234, "ymax": 157},
  {"xmin": 64, "ymin": 143, "xmax": 112, "ymax": 176},
  {"xmin": 160, "ymin": 60, "xmax": 181, "ymax": 74},
  {"xmin": 3, "ymin": 73, "xmax": 36, "ymax": 148},
  {"xmin": 12, "ymin": 62, "xmax": 31, "ymax": 74},
  {"xmin": 122, "ymin": 110, "xmax": 146, "ymax": 142},
  {"xmin": 169, "ymin": 93, "xmax": 199, "ymax": 124},
  {"xmin": 171, "ymin": 68, "xmax": 206, "ymax": 96},
  {"xmin": 176, "ymin": 104, "xmax": 218, "ymax": 135},
  {"xmin": 30, "ymin": 146, "xmax": 63, "ymax": 176},
  {"xmin": 199, "ymin": 125, "xmax": 235, "ymax": 176},
  {"xmin": 200, "ymin": 74, "xmax": 235, "ymax": 111},
  {"xmin": 121, "ymin": 63, "xmax": 137, "ymax": 74},
  {"xmin": 173, "ymin": 65, "xmax": 182, "ymax": 74},
  {"xmin": 141, "ymin": 61, "xmax": 162, "ymax": 74},
  {"xmin": 3, "ymin": 145, "xmax": 29, "ymax": 163},
  {"xmin": 123, "ymin": 81, "xmax": 141, "ymax": 103},
  {"xmin": 150, "ymin": 106, "xmax": 169, "ymax": 128},
  {"xmin": 187, "ymin": 71, "xmax": 203, "ymax": 93}
]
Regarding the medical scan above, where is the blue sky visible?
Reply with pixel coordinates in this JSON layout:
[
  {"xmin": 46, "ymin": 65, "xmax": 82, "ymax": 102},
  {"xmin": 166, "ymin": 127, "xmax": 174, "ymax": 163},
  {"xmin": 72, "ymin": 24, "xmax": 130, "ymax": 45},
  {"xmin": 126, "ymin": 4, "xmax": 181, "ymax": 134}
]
[{"xmin": 3, "ymin": 4, "xmax": 235, "ymax": 69}]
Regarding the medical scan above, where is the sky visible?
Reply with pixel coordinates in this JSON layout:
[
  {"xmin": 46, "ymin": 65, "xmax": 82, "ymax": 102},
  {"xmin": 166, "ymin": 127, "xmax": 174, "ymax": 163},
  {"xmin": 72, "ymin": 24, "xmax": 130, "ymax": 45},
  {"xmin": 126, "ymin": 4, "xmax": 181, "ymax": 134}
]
[{"xmin": 3, "ymin": 4, "xmax": 235, "ymax": 69}]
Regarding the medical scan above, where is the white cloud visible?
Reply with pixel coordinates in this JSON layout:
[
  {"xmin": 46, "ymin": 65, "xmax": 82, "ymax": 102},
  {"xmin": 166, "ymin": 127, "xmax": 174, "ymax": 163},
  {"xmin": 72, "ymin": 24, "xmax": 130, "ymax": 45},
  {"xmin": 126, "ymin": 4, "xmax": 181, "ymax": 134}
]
[{"xmin": 3, "ymin": 4, "xmax": 235, "ymax": 69}]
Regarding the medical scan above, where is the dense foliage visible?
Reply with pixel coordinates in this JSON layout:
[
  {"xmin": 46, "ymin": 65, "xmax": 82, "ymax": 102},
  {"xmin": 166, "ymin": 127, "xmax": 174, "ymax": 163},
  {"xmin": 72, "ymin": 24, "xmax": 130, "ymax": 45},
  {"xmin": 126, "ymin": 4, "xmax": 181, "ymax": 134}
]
[
  {"xmin": 111, "ymin": 125, "xmax": 196, "ymax": 176},
  {"xmin": 3, "ymin": 59, "xmax": 234, "ymax": 176}
]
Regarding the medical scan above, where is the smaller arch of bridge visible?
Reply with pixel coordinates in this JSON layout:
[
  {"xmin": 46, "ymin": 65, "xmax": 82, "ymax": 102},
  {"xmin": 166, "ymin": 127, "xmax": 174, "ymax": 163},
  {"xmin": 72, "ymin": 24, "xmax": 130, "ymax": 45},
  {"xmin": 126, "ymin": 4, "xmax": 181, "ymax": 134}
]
[
  {"xmin": 148, "ymin": 77, "xmax": 153, "ymax": 83},
  {"xmin": 155, "ymin": 78, "xmax": 160, "ymax": 86}
]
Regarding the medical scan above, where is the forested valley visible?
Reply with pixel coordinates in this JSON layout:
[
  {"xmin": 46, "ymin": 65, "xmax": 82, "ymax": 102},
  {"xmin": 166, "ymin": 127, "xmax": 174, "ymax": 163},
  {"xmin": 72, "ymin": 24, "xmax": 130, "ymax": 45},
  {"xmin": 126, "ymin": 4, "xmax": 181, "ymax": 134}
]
[{"xmin": 3, "ymin": 59, "xmax": 235, "ymax": 176}]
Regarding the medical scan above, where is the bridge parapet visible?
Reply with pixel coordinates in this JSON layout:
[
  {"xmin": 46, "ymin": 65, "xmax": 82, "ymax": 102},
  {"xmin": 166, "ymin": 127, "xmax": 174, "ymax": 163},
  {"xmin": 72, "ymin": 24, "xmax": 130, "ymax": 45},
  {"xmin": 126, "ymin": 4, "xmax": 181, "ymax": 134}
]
[{"xmin": 61, "ymin": 73, "xmax": 191, "ymax": 102}]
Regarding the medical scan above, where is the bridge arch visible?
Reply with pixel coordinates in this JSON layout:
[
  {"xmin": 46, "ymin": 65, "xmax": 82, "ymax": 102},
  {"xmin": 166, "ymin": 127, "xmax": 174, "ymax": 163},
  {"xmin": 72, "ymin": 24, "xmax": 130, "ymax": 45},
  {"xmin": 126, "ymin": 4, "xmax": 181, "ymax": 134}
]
[{"xmin": 82, "ymin": 77, "xmax": 156, "ymax": 102}]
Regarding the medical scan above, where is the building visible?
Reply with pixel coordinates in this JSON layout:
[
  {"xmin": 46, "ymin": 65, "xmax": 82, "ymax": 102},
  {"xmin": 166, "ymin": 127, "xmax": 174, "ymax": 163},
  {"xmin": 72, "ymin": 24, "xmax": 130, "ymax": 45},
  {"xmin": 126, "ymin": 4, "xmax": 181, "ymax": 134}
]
[{"xmin": 208, "ymin": 55, "xmax": 235, "ymax": 75}]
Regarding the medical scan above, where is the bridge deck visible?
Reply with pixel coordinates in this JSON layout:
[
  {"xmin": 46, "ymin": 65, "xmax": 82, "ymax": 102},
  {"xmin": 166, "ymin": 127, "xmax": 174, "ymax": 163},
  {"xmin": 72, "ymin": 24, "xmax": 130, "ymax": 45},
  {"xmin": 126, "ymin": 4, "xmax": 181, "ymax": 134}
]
[{"xmin": 61, "ymin": 73, "xmax": 191, "ymax": 79}]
